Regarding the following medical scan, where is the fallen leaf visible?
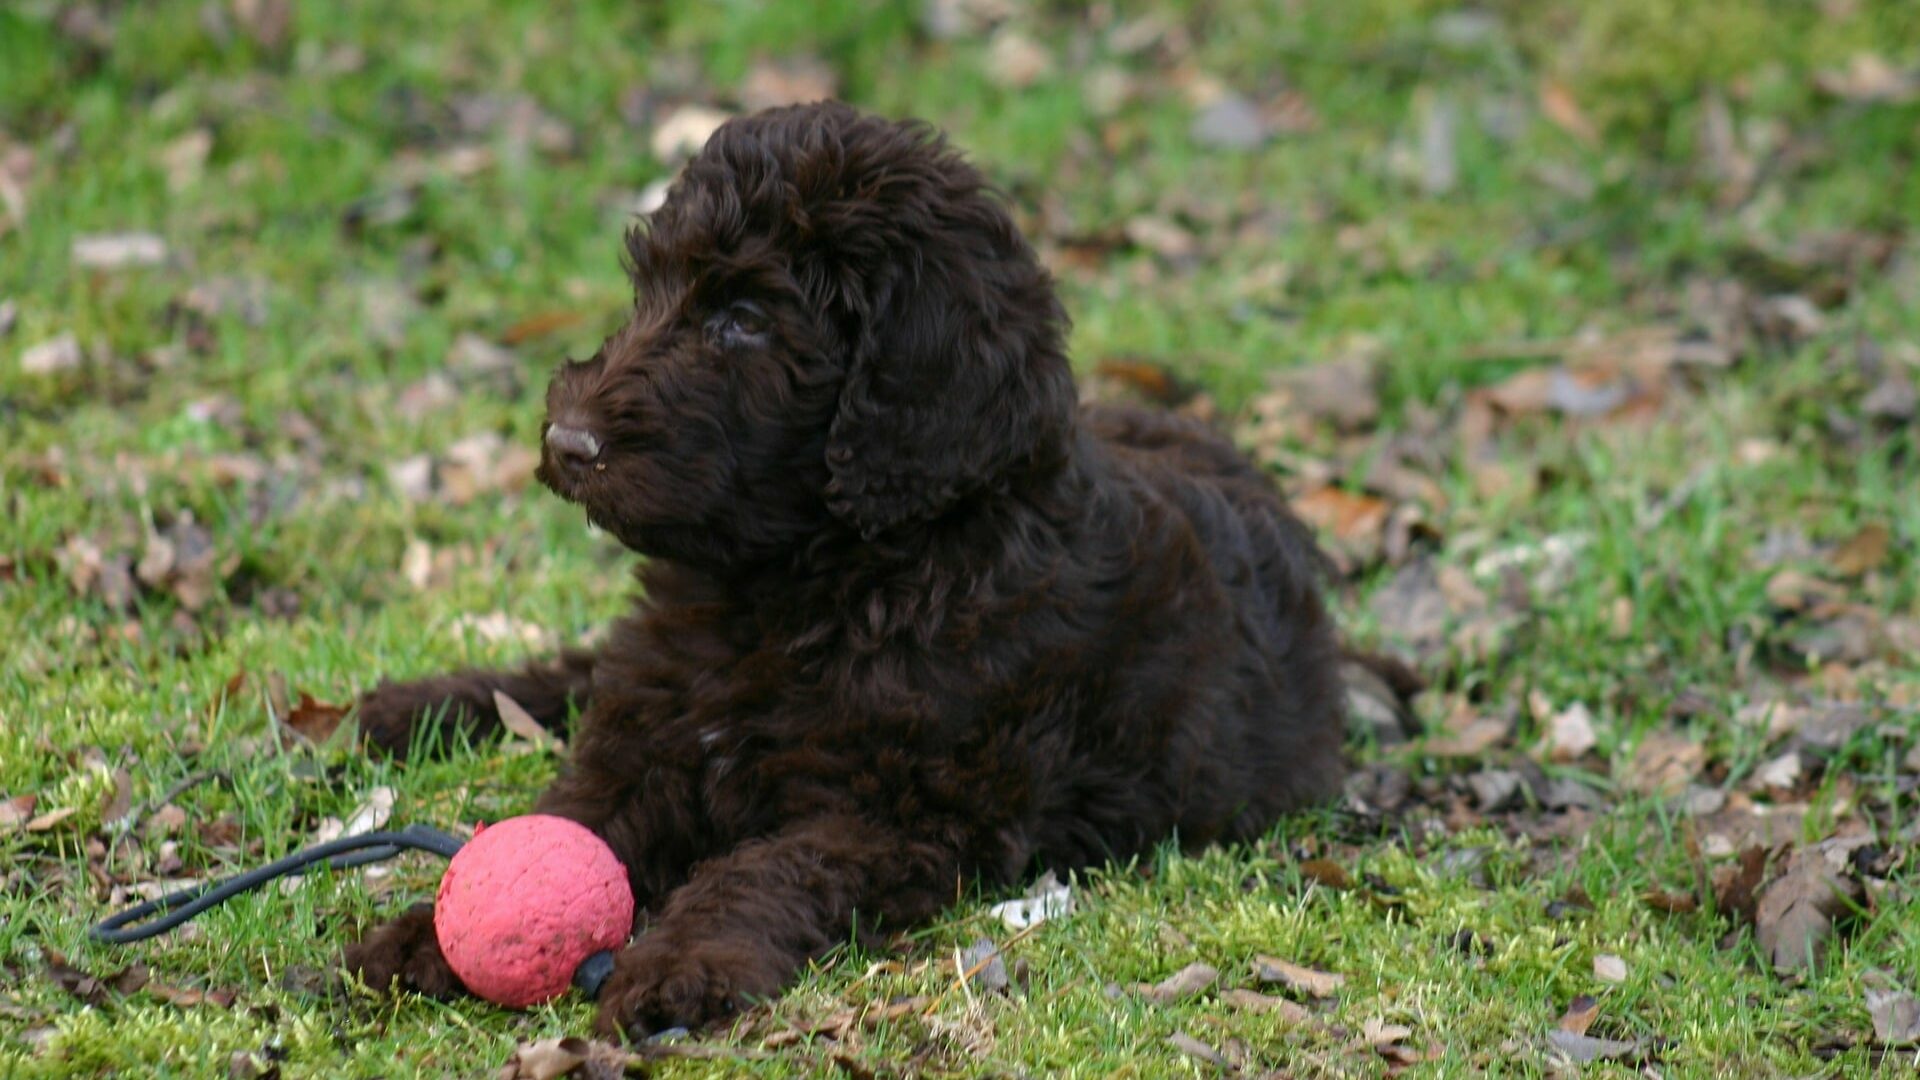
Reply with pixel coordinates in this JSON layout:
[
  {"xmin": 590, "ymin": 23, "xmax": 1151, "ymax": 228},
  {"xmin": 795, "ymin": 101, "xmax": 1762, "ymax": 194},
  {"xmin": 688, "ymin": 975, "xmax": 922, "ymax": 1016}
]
[
  {"xmin": 1754, "ymin": 843, "xmax": 1865, "ymax": 974},
  {"xmin": 1422, "ymin": 710, "xmax": 1512, "ymax": 758},
  {"xmin": 159, "ymin": 129, "xmax": 213, "ymax": 192},
  {"xmin": 73, "ymin": 232, "xmax": 168, "ymax": 269},
  {"xmin": 960, "ymin": 937, "xmax": 1010, "ymax": 994},
  {"xmin": 1765, "ymin": 569, "xmax": 1846, "ymax": 612},
  {"xmin": 1299, "ymin": 858, "xmax": 1352, "ymax": 890},
  {"xmin": 1626, "ymin": 731, "xmax": 1705, "ymax": 797},
  {"xmin": 1867, "ymin": 986, "xmax": 1920, "ymax": 1043},
  {"xmin": 1830, "ymin": 523, "xmax": 1890, "ymax": 576},
  {"xmin": 499, "ymin": 1035, "xmax": 631, "ymax": 1080},
  {"xmin": 1712, "ymin": 846, "xmax": 1769, "ymax": 925},
  {"xmin": 46, "ymin": 952, "xmax": 148, "ymax": 1006},
  {"xmin": 440, "ymin": 432, "xmax": 538, "ymax": 505},
  {"xmin": 0, "ymin": 793, "xmax": 36, "ymax": 831},
  {"xmin": 145, "ymin": 980, "xmax": 236, "ymax": 1008},
  {"xmin": 738, "ymin": 56, "xmax": 838, "ymax": 112},
  {"xmin": 494, "ymin": 691, "xmax": 563, "ymax": 752},
  {"xmin": 1362, "ymin": 1017, "xmax": 1414, "ymax": 1046},
  {"xmin": 1557, "ymin": 995, "xmax": 1601, "ymax": 1035},
  {"xmin": 1256, "ymin": 349, "xmax": 1382, "ymax": 436},
  {"xmin": 1165, "ymin": 1031, "xmax": 1228, "ymax": 1068},
  {"xmin": 1815, "ymin": 53, "xmax": 1920, "ymax": 104},
  {"xmin": 1142, "ymin": 962, "xmax": 1217, "ymax": 1004},
  {"xmin": 25, "ymin": 807, "xmax": 79, "ymax": 832},
  {"xmin": 985, "ymin": 29, "xmax": 1052, "ymax": 89},
  {"xmin": 1294, "ymin": 487, "xmax": 1389, "ymax": 553},
  {"xmin": 21, "ymin": 333, "xmax": 83, "ymax": 375},
  {"xmin": 988, "ymin": 871, "xmax": 1073, "ymax": 929},
  {"xmin": 1641, "ymin": 887, "xmax": 1698, "ymax": 914},
  {"xmin": 230, "ymin": 0, "xmax": 292, "ymax": 48},
  {"xmin": 450, "ymin": 612, "xmax": 555, "ymax": 650},
  {"xmin": 1219, "ymin": 987, "xmax": 1313, "ymax": 1022},
  {"xmin": 1191, "ymin": 91, "xmax": 1267, "ymax": 149},
  {"xmin": 281, "ymin": 693, "xmax": 349, "ymax": 745},
  {"xmin": 312, "ymin": 786, "xmax": 395, "ymax": 845},
  {"xmin": 1123, "ymin": 215, "xmax": 1197, "ymax": 261},
  {"xmin": 101, "ymin": 767, "xmax": 133, "ymax": 826},
  {"xmin": 1593, "ymin": 954, "xmax": 1627, "ymax": 983},
  {"xmin": 1751, "ymin": 750, "xmax": 1803, "ymax": 792},
  {"xmin": 1546, "ymin": 1030, "xmax": 1643, "ymax": 1065},
  {"xmin": 499, "ymin": 310, "xmax": 586, "ymax": 345},
  {"xmin": 1539, "ymin": 700, "xmax": 1598, "ymax": 762},
  {"xmin": 1538, "ymin": 78, "xmax": 1598, "ymax": 145},
  {"xmin": 651, "ymin": 105, "xmax": 732, "ymax": 162},
  {"xmin": 1253, "ymin": 955, "xmax": 1344, "ymax": 998}
]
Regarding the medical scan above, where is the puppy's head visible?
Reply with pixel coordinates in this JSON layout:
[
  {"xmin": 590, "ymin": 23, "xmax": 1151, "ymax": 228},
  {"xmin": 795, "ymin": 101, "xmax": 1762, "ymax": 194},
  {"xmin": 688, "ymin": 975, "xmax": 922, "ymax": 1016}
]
[{"xmin": 537, "ymin": 102, "xmax": 1075, "ymax": 567}]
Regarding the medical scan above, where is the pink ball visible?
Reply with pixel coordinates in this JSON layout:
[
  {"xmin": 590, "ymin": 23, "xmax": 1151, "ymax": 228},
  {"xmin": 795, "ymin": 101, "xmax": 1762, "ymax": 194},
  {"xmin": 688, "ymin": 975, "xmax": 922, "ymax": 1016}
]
[{"xmin": 434, "ymin": 814, "xmax": 633, "ymax": 1007}]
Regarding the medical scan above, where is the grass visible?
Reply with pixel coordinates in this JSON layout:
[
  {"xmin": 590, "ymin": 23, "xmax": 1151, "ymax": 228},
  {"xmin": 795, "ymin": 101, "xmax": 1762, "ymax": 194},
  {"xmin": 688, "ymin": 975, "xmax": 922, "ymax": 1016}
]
[{"xmin": 3, "ymin": 0, "xmax": 1919, "ymax": 1075}]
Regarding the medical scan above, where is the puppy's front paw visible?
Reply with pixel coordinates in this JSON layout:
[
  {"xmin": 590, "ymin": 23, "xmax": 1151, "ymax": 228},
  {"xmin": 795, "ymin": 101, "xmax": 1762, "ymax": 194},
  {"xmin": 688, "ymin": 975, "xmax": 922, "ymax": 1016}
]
[
  {"xmin": 341, "ymin": 903, "xmax": 466, "ymax": 999},
  {"xmin": 592, "ymin": 935, "xmax": 783, "ymax": 1040}
]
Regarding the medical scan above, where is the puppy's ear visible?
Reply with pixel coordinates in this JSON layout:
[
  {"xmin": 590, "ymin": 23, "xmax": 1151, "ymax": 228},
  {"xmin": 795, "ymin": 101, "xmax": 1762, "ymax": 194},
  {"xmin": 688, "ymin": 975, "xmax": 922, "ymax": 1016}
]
[{"xmin": 822, "ymin": 210, "xmax": 1075, "ymax": 539}]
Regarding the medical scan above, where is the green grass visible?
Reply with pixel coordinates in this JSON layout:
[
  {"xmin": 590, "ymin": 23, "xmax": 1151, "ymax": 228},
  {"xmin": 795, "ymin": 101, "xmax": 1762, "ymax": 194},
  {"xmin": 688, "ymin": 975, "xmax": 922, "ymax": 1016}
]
[{"xmin": 4, "ymin": 0, "xmax": 1920, "ymax": 1075}]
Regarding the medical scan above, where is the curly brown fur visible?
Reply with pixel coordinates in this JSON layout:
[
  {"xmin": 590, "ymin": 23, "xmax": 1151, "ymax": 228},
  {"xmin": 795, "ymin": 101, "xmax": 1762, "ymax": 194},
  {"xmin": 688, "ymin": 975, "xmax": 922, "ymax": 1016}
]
[{"xmin": 345, "ymin": 102, "xmax": 1346, "ymax": 1038}]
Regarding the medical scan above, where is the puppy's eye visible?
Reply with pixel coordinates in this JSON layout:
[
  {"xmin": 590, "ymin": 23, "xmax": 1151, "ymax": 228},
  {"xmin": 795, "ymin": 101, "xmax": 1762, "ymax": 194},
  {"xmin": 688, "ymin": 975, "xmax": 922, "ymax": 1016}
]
[{"xmin": 708, "ymin": 301, "xmax": 770, "ymax": 348}]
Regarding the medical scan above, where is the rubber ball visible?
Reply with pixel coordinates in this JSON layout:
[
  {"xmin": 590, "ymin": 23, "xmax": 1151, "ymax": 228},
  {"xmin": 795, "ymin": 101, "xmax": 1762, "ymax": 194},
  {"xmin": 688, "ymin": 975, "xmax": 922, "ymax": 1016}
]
[{"xmin": 433, "ymin": 814, "xmax": 634, "ymax": 1007}]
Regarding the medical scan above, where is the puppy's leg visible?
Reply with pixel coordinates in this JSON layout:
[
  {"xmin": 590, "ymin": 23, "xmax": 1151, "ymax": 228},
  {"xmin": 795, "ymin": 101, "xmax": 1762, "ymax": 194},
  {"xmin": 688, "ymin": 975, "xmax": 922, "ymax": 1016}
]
[
  {"xmin": 356, "ymin": 648, "xmax": 596, "ymax": 759},
  {"xmin": 339, "ymin": 902, "xmax": 465, "ymax": 998},
  {"xmin": 592, "ymin": 815, "xmax": 954, "ymax": 1039}
]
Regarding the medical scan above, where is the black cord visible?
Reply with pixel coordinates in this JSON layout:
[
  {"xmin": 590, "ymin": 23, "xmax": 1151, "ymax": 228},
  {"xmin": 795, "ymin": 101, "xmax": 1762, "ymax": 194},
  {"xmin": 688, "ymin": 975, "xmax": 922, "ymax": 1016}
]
[{"xmin": 91, "ymin": 824, "xmax": 465, "ymax": 945}]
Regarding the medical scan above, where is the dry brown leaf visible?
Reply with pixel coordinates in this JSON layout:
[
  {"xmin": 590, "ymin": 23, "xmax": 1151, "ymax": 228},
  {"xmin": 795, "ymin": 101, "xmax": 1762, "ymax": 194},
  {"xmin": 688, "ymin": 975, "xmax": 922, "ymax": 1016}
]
[
  {"xmin": 1362, "ymin": 1016, "xmax": 1414, "ymax": 1046},
  {"xmin": 1219, "ymin": 987, "xmax": 1313, "ymax": 1023},
  {"xmin": 651, "ymin": 105, "xmax": 732, "ymax": 162},
  {"xmin": 25, "ymin": 807, "xmax": 79, "ymax": 832},
  {"xmin": 498, "ymin": 1035, "xmax": 631, "ymax": 1080},
  {"xmin": 21, "ymin": 333, "xmax": 83, "ymax": 375},
  {"xmin": 282, "ymin": 693, "xmax": 349, "ymax": 745},
  {"xmin": 1815, "ymin": 53, "xmax": 1920, "ymax": 104},
  {"xmin": 1626, "ymin": 731, "xmax": 1705, "ymax": 797},
  {"xmin": 0, "ymin": 793, "xmax": 36, "ymax": 831},
  {"xmin": 494, "ymin": 691, "xmax": 563, "ymax": 752},
  {"xmin": 1867, "ymin": 986, "xmax": 1920, "ymax": 1044},
  {"xmin": 738, "ymin": 56, "xmax": 838, "ymax": 112},
  {"xmin": 73, "ymin": 232, "xmax": 168, "ymax": 269},
  {"xmin": 1712, "ymin": 845, "xmax": 1770, "ymax": 925},
  {"xmin": 1162, "ymin": 1030, "xmax": 1226, "ymax": 1068},
  {"xmin": 1830, "ymin": 523, "xmax": 1890, "ymax": 577},
  {"xmin": 1538, "ymin": 78, "xmax": 1599, "ymax": 145},
  {"xmin": 1538, "ymin": 700, "xmax": 1598, "ymax": 762},
  {"xmin": 1754, "ymin": 843, "xmax": 1865, "ymax": 974},
  {"xmin": 1423, "ymin": 709, "xmax": 1511, "ymax": 758},
  {"xmin": 499, "ymin": 310, "xmax": 586, "ymax": 345},
  {"xmin": 1090, "ymin": 358, "xmax": 1194, "ymax": 406},
  {"xmin": 1253, "ymin": 955, "xmax": 1344, "ymax": 998},
  {"xmin": 1641, "ymin": 887, "xmax": 1698, "ymax": 914},
  {"xmin": 985, "ymin": 29, "xmax": 1053, "ymax": 88},
  {"xmin": 1593, "ymin": 954, "xmax": 1627, "ymax": 983},
  {"xmin": 101, "ymin": 767, "xmax": 133, "ymax": 825},
  {"xmin": 1294, "ymin": 487, "xmax": 1389, "ymax": 549},
  {"xmin": 1141, "ymin": 962, "xmax": 1217, "ymax": 1004},
  {"xmin": 1546, "ymin": 1030, "xmax": 1642, "ymax": 1065},
  {"xmin": 1299, "ymin": 858, "xmax": 1352, "ymax": 890},
  {"xmin": 1765, "ymin": 569, "xmax": 1846, "ymax": 612},
  {"xmin": 1556, "ymin": 994, "xmax": 1601, "ymax": 1035}
]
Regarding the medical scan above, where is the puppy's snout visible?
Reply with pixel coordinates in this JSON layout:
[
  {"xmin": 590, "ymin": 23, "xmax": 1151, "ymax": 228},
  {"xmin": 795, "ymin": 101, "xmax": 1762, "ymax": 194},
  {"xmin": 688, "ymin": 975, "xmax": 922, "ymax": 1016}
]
[{"xmin": 544, "ymin": 423, "xmax": 604, "ymax": 469}]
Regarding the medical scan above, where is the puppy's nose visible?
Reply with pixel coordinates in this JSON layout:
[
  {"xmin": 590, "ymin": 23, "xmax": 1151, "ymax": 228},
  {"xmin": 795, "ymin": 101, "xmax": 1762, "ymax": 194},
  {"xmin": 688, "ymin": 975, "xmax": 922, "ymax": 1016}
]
[{"xmin": 544, "ymin": 423, "xmax": 603, "ymax": 469}]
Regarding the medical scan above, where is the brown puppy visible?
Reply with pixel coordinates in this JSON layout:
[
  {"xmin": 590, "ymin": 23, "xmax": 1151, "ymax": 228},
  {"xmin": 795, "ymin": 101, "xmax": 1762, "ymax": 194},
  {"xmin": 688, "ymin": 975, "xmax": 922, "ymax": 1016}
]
[{"xmin": 345, "ymin": 102, "xmax": 1345, "ymax": 1039}]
